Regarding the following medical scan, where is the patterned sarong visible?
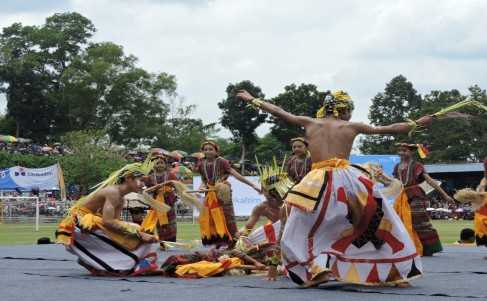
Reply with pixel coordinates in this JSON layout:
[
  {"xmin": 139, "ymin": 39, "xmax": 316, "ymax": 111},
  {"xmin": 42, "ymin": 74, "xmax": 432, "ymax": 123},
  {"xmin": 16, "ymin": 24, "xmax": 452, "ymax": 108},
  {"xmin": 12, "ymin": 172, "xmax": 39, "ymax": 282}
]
[
  {"xmin": 282, "ymin": 159, "xmax": 423, "ymax": 286},
  {"xmin": 408, "ymin": 195, "xmax": 442, "ymax": 256},
  {"xmin": 56, "ymin": 207, "xmax": 159, "ymax": 276}
]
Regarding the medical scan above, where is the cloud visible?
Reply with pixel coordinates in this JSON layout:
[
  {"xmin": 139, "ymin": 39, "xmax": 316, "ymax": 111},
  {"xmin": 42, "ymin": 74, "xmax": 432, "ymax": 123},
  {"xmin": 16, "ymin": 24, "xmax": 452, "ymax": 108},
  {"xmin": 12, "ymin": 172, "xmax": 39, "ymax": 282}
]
[{"xmin": 1, "ymin": 0, "xmax": 487, "ymax": 138}]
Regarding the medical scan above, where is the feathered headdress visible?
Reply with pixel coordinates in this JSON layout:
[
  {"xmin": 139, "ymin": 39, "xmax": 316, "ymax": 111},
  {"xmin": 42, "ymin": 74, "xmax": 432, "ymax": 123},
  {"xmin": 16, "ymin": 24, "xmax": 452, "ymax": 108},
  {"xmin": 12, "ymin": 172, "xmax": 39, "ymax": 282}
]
[
  {"xmin": 256, "ymin": 156, "xmax": 295, "ymax": 198},
  {"xmin": 316, "ymin": 90, "xmax": 354, "ymax": 118},
  {"xmin": 72, "ymin": 155, "xmax": 157, "ymax": 210}
]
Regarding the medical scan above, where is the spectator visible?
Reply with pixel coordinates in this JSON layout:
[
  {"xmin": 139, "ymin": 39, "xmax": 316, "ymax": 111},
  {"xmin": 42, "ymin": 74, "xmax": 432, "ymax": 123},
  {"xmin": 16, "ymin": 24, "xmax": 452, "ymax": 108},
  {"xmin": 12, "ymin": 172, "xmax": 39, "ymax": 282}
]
[{"xmin": 454, "ymin": 228, "xmax": 476, "ymax": 245}]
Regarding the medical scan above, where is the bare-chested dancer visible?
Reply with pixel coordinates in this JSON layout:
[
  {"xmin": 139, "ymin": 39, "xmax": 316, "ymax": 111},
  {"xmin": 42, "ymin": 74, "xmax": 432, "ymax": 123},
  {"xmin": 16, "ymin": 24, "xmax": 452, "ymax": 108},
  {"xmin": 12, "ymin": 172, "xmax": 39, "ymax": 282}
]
[
  {"xmin": 237, "ymin": 89, "xmax": 437, "ymax": 288},
  {"xmin": 57, "ymin": 163, "xmax": 159, "ymax": 276}
]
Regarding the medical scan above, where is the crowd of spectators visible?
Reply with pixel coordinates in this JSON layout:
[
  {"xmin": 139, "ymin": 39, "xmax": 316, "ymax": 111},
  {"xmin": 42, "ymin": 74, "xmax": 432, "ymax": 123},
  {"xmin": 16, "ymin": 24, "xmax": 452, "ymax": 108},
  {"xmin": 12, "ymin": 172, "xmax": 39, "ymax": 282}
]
[{"xmin": 0, "ymin": 142, "xmax": 71, "ymax": 156}]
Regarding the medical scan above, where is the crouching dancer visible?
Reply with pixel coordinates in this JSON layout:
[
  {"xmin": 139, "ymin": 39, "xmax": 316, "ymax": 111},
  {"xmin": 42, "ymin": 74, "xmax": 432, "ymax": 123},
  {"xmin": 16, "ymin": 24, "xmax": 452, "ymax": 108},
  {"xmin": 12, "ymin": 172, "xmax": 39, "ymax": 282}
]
[{"xmin": 56, "ymin": 162, "xmax": 160, "ymax": 276}]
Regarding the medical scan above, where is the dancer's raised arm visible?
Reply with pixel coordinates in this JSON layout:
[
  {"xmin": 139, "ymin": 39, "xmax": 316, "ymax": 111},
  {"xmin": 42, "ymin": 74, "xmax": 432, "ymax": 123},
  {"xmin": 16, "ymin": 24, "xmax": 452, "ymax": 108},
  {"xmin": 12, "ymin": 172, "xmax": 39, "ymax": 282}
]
[
  {"xmin": 350, "ymin": 115, "xmax": 434, "ymax": 135},
  {"xmin": 236, "ymin": 90, "xmax": 313, "ymax": 127}
]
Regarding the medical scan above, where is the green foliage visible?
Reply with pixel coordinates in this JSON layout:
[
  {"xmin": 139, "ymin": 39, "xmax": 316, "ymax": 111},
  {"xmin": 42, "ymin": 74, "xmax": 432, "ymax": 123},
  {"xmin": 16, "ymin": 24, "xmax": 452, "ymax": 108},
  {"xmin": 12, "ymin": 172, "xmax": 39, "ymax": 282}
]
[
  {"xmin": 417, "ymin": 86, "xmax": 487, "ymax": 163},
  {"xmin": 60, "ymin": 130, "xmax": 127, "ymax": 193},
  {"xmin": 360, "ymin": 75, "xmax": 423, "ymax": 154},
  {"xmin": 0, "ymin": 152, "xmax": 58, "ymax": 169},
  {"xmin": 155, "ymin": 100, "xmax": 217, "ymax": 153},
  {"xmin": 0, "ymin": 114, "xmax": 16, "ymax": 135},
  {"xmin": 254, "ymin": 134, "xmax": 287, "ymax": 163},
  {"xmin": 0, "ymin": 13, "xmax": 96, "ymax": 140},
  {"xmin": 270, "ymin": 83, "xmax": 324, "ymax": 147},
  {"xmin": 218, "ymin": 80, "xmax": 267, "ymax": 168},
  {"xmin": 0, "ymin": 13, "xmax": 176, "ymax": 146}
]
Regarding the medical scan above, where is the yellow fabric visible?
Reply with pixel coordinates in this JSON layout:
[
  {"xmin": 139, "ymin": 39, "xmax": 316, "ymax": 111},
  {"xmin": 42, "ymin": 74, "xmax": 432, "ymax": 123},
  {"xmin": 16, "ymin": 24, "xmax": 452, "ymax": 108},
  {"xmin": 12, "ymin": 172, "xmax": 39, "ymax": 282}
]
[
  {"xmin": 393, "ymin": 190, "xmax": 423, "ymax": 255},
  {"xmin": 311, "ymin": 158, "xmax": 349, "ymax": 170},
  {"xmin": 56, "ymin": 207, "xmax": 142, "ymax": 251},
  {"xmin": 286, "ymin": 159, "xmax": 349, "ymax": 212},
  {"xmin": 140, "ymin": 187, "xmax": 171, "ymax": 233},
  {"xmin": 199, "ymin": 186, "xmax": 232, "ymax": 241},
  {"xmin": 316, "ymin": 107, "xmax": 325, "ymax": 118},
  {"xmin": 175, "ymin": 258, "xmax": 243, "ymax": 278}
]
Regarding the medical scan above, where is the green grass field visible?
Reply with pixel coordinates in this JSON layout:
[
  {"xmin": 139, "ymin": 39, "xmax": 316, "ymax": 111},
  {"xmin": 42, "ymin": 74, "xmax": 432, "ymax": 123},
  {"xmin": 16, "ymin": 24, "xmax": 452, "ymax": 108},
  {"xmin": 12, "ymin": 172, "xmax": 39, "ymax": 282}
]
[{"xmin": 0, "ymin": 219, "xmax": 474, "ymax": 246}]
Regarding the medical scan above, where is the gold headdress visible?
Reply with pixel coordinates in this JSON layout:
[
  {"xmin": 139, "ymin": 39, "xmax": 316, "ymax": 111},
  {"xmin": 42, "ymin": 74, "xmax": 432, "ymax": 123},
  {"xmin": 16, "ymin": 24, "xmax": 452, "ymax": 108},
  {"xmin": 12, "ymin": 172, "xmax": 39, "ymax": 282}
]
[
  {"xmin": 149, "ymin": 148, "xmax": 170, "ymax": 161},
  {"xmin": 395, "ymin": 143, "xmax": 429, "ymax": 159},
  {"xmin": 256, "ymin": 156, "xmax": 295, "ymax": 198},
  {"xmin": 316, "ymin": 90, "xmax": 354, "ymax": 118},
  {"xmin": 200, "ymin": 140, "xmax": 220, "ymax": 153},
  {"xmin": 290, "ymin": 137, "xmax": 308, "ymax": 147}
]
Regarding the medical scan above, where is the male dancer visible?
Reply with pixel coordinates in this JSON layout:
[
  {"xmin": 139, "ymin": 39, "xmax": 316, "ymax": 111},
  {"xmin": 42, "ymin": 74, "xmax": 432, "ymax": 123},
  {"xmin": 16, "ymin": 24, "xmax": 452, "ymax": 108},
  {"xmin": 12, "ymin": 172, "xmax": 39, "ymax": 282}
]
[{"xmin": 237, "ymin": 89, "xmax": 440, "ymax": 287}]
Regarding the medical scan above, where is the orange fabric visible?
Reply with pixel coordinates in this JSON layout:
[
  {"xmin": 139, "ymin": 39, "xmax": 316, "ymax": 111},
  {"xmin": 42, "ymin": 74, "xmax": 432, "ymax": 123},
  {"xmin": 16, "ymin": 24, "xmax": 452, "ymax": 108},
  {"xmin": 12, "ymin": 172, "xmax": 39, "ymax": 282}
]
[
  {"xmin": 393, "ymin": 190, "xmax": 423, "ymax": 255},
  {"xmin": 199, "ymin": 185, "xmax": 232, "ymax": 241},
  {"xmin": 311, "ymin": 158, "xmax": 349, "ymax": 170},
  {"xmin": 474, "ymin": 206, "xmax": 487, "ymax": 241}
]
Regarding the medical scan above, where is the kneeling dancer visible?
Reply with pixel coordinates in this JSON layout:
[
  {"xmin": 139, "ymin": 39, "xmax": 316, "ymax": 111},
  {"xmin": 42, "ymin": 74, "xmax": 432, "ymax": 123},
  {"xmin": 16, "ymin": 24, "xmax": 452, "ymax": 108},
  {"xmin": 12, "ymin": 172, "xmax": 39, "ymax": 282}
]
[{"xmin": 56, "ymin": 162, "xmax": 161, "ymax": 276}]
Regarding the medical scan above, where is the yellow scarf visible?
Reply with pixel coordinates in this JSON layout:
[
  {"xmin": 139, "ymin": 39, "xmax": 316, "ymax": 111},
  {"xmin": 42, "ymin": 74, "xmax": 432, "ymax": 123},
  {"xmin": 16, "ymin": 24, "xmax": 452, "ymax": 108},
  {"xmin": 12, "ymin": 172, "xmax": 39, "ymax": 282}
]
[
  {"xmin": 175, "ymin": 258, "xmax": 242, "ymax": 278},
  {"xmin": 141, "ymin": 186, "xmax": 172, "ymax": 233},
  {"xmin": 393, "ymin": 190, "xmax": 423, "ymax": 255},
  {"xmin": 199, "ymin": 185, "xmax": 232, "ymax": 241}
]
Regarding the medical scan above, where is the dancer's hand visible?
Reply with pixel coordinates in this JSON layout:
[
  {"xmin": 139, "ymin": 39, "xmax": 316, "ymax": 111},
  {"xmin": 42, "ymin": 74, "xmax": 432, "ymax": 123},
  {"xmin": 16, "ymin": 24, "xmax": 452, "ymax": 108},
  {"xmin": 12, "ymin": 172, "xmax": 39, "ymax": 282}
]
[
  {"xmin": 236, "ymin": 90, "xmax": 255, "ymax": 103},
  {"xmin": 138, "ymin": 231, "xmax": 158, "ymax": 243}
]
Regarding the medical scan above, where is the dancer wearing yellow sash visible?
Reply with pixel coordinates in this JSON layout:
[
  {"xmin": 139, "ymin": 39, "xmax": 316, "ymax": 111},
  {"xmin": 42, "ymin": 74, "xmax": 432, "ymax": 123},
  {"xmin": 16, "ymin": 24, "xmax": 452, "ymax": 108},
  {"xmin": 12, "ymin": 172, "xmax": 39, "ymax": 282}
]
[
  {"xmin": 195, "ymin": 140, "xmax": 261, "ymax": 247},
  {"xmin": 56, "ymin": 162, "xmax": 160, "ymax": 276},
  {"xmin": 236, "ymin": 89, "xmax": 439, "ymax": 287},
  {"xmin": 393, "ymin": 143, "xmax": 453, "ymax": 256},
  {"xmin": 141, "ymin": 149, "xmax": 179, "ymax": 247},
  {"xmin": 475, "ymin": 157, "xmax": 487, "ymax": 247}
]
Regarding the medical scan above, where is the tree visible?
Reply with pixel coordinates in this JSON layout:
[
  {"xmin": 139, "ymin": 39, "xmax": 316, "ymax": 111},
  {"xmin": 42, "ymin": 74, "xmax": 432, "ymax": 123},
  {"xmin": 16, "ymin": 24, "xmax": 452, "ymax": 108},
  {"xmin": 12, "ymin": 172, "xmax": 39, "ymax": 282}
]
[
  {"xmin": 254, "ymin": 133, "xmax": 287, "ymax": 164},
  {"xmin": 270, "ymin": 83, "xmax": 324, "ymax": 147},
  {"xmin": 0, "ymin": 13, "xmax": 177, "ymax": 146},
  {"xmin": 155, "ymin": 99, "xmax": 217, "ymax": 153},
  {"xmin": 0, "ymin": 13, "xmax": 96, "ymax": 140},
  {"xmin": 60, "ymin": 130, "xmax": 127, "ymax": 193},
  {"xmin": 0, "ymin": 114, "xmax": 16, "ymax": 135},
  {"xmin": 360, "ymin": 75, "xmax": 423, "ymax": 154},
  {"xmin": 218, "ymin": 81, "xmax": 267, "ymax": 172},
  {"xmin": 417, "ymin": 86, "xmax": 487, "ymax": 163}
]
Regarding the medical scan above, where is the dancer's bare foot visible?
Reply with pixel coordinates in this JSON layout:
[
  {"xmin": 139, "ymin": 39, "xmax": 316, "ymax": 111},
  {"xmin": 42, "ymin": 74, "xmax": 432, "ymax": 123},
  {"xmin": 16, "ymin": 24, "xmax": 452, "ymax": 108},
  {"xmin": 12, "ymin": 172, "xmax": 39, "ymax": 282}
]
[
  {"xmin": 395, "ymin": 282, "xmax": 411, "ymax": 288},
  {"xmin": 303, "ymin": 272, "xmax": 330, "ymax": 288}
]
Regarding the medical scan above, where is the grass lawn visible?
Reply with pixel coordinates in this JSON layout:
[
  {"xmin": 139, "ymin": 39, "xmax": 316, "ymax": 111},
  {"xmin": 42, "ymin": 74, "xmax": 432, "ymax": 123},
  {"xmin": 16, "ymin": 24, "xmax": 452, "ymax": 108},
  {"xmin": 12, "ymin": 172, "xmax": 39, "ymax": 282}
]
[{"xmin": 0, "ymin": 219, "xmax": 474, "ymax": 246}]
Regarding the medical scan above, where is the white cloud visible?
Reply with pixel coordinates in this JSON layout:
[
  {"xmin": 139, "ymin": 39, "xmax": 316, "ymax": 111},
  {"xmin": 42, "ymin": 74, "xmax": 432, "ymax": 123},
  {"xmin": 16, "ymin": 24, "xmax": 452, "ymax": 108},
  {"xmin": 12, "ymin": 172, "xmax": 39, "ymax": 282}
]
[{"xmin": 1, "ymin": 0, "xmax": 487, "ymax": 137}]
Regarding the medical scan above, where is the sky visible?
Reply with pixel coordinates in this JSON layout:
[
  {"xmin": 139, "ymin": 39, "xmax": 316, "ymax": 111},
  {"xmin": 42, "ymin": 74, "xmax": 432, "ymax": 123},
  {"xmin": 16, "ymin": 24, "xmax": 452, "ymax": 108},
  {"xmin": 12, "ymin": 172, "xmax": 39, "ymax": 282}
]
[{"xmin": 1, "ymin": 0, "xmax": 487, "ymax": 137}]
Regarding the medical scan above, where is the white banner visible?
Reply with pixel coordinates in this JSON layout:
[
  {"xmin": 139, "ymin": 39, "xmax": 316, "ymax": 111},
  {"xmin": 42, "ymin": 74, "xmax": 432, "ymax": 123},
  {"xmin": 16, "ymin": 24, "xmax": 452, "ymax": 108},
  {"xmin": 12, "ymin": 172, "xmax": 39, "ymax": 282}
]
[
  {"xmin": 193, "ymin": 176, "xmax": 264, "ymax": 217},
  {"xmin": 0, "ymin": 164, "xmax": 61, "ymax": 191}
]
